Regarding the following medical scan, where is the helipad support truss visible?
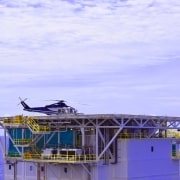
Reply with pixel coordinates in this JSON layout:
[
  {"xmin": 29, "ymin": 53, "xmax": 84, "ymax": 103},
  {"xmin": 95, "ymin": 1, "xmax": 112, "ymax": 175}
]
[{"xmin": 1, "ymin": 114, "xmax": 180, "ymax": 164}]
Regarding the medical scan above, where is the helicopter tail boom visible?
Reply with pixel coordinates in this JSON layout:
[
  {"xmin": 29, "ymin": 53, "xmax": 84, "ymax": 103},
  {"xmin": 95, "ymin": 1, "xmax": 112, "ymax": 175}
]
[{"xmin": 20, "ymin": 100, "xmax": 30, "ymax": 109}]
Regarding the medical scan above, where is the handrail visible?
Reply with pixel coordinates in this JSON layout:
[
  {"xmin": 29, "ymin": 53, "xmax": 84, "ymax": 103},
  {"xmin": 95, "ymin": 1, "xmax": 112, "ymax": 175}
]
[
  {"xmin": 8, "ymin": 152, "xmax": 21, "ymax": 157},
  {"xmin": 171, "ymin": 151, "xmax": 180, "ymax": 159},
  {"xmin": 26, "ymin": 117, "xmax": 39, "ymax": 132},
  {"xmin": 26, "ymin": 117, "xmax": 50, "ymax": 133},
  {"xmin": 118, "ymin": 132, "xmax": 180, "ymax": 139},
  {"xmin": 24, "ymin": 152, "xmax": 41, "ymax": 159},
  {"xmin": 167, "ymin": 132, "xmax": 180, "ymax": 138},
  {"xmin": 13, "ymin": 139, "xmax": 31, "ymax": 145},
  {"xmin": 119, "ymin": 133, "xmax": 150, "ymax": 139},
  {"xmin": 23, "ymin": 153, "xmax": 97, "ymax": 163},
  {"xmin": 3, "ymin": 115, "xmax": 24, "ymax": 125}
]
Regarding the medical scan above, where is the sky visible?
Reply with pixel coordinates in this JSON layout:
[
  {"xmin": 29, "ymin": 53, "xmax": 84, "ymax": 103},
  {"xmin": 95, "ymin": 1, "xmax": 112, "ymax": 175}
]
[{"xmin": 0, "ymin": 0, "xmax": 180, "ymax": 117}]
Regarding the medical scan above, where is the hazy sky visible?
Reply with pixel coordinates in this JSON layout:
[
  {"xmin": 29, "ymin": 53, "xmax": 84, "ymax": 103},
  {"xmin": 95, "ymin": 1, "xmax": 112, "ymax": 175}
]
[{"xmin": 0, "ymin": 0, "xmax": 180, "ymax": 116}]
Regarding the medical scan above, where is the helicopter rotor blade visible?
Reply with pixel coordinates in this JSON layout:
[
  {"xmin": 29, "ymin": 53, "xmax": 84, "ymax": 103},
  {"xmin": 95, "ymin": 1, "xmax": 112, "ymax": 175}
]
[
  {"xmin": 45, "ymin": 99, "xmax": 66, "ymax": 103},
  {"xmin": 18, "ymin": 97, "xmax": 28, "ymax": 106}
]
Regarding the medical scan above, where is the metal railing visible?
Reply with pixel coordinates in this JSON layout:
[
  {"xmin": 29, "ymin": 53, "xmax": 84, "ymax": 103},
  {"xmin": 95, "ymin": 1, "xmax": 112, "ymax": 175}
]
[
  {"xmin": 3, "ymin": 115, "xmax": 24, "ymax": 125},
  {"xmin": 24, "ymin": 152, "xmax": 41, "ymax": 159},
  {"xmin": 8, "ymin": 152, "xmax": 21, "ymax": 158},
  {"xmin": 23, "ymin": 152, "xmax": 97, "ymax": 163},
  {"xmin": 171, "ymin": 151, "xmax": 180, "ymax": 159},
  {"xmin": 119, "ymin": 133, "xmax": 150, "ymax": 139},
  {"xmin": 13, "ymin": 139, "xmax": 31, "ymax": 145},
  {"xmin": 26, "ymin": 117, "xmax": 50, "ymax": 133},
  {"xmin": 119, "ymin": 132, "xmax": 180, "ymax": 140}
]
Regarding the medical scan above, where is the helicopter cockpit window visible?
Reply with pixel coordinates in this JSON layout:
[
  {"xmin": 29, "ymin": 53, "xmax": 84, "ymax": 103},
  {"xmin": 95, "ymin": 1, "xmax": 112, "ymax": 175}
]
[
  {"xmin": 58, "ymin": 109, "xmax": 62, "ymax": 113},
  {"xmin": 69, "ymin": 108, "xmax": 73, "ymax": 113}
]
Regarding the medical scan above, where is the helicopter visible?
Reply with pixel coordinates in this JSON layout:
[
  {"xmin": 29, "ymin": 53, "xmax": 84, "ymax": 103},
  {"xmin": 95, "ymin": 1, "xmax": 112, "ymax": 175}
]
[{"xmin": 19, "ymin": 97, "xmax": 78, "ymax": 115}]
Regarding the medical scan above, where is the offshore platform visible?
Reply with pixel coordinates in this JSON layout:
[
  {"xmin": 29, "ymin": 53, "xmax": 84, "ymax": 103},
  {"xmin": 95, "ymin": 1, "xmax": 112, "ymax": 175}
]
[{"xmin": 0, "ymin": 102, "xmax": 180, "ymax": 180}]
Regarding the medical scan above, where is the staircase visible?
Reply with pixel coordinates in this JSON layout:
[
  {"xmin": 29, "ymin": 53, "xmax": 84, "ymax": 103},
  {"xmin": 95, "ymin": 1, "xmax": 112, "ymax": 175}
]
[{"xmin": 26, "ymin": 117, "xmax": 50, "ymax": 134}]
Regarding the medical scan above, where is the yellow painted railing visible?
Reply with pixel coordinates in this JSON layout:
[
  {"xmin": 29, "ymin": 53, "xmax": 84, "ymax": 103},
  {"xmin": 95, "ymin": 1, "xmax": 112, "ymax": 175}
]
[
  {"xmin": 23, "ymin": 153, "xmax": 97, "ymax": 163},
  {"xmin": 26, "ymin": 117, "xmax": 39, "ymax": 132},
  {"xmin": 119, "ymin": 133, "xmax": 150, "ymax": 139},
  {"xmin": 13, "ymin": 139, "xmax": 31, "ymax": 145},
  {"xmin": 171, "ymin": 151, "xmax": 180, "ymax": 159},
  {"xmin": 26, "ymin": 117, "xmax": 50, "ymax": 133},
  {"xmin": 24, "ymin": 152, "xmax": 41, "ymax": 159},
  {"xmin": 119, "ymin": 132, "xmax": 180, "ymax": 139},
  {"xmin": 41, "ymin": 154, "xmax": 97, "ymax": 162},
  {"xmin": 167, "ymin": 131, "xmax": 180, "ymax": 138},
  {"xmin": 3, "ymin": 115, "xmax": 24, "ymax": 125}
]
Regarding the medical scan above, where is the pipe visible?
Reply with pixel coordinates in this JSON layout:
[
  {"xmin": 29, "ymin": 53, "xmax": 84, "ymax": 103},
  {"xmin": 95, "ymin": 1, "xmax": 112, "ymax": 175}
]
[{"xmin": 111, "ymin": 137, "xmax": 118, "ymax": 164}]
